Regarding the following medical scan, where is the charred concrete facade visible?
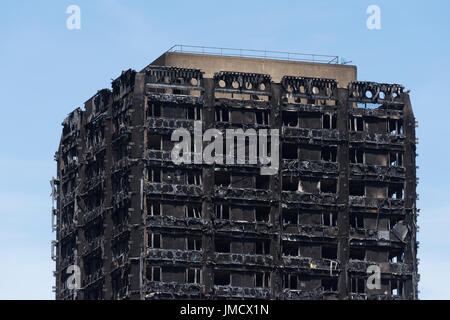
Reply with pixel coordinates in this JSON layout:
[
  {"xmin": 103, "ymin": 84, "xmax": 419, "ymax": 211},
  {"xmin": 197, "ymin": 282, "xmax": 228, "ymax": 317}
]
[{"xmin": 52, "ymin": 50, "xmax": 418, "ymax": 300}]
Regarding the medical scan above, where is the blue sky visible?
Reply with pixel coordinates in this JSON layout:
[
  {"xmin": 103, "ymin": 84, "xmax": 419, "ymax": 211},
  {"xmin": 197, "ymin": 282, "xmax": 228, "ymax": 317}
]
[{"xmin": 0, "ymin": 0, "xmax": 449, "ymax": 299}]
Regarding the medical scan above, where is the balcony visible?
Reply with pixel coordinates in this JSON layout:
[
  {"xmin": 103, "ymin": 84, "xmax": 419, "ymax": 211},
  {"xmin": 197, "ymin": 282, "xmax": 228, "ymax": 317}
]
[
  {"xmin": 282, "ymin": 159, "xmax": 338, "ymax": 174},
  {"xmin": 349, "ymin": 132, "xmax": 404, "ymax": 147},
  {"xmin": 58, "ymin": 253, "xmax": 76, "ymax": 269},
  {"xmin": 145, "ymin": 150, "xmax": 203, "ymax": 167},
  {"xmin": 82, "ymin": 269, "xmax": 104, "ymax": 288},
  {"xmin": 61, "ymin": 160, "xmax": 78, "ymax": 176},
  {"xmin": 214, "ymin": 252, "xmax": 273, "ymax": 267},
  {"xmin": 280, "ymin": 289, "xmax": 338, "ymax": 300},
  {"xmin": 145, "ymin": 117, "xmax": 195, "ymax": 133},
  {"xmin": 84, "ymin": 141, "xmax": 106, "ymax": 161},
  {"xmin": 215, "ymin": 186, "xmax": 272, "ymax": 202},
  {"xmin": 213, "ymin": 219, "xmax": 273, "ymax": 235},
  {"xmin": 146, "ymin": 182, "xmax": 202, "ymax": 198},
  {"xmin": 145, "ymin": 281, "xmax": 203, "ymax": 299},
  {"xmin": 81, "ymin": 238, "xmax": 104, "ymax": 256},
  {"xmin": 111, "ymin": 223, "xmax": 131, "ymax": 239},
  {"xmin": 147, "ymin": 215, "xmax": 207, "ymax": 231},
  {"xmin": 82, "ymin": 206, "xmax": 104, "ymax": 225},
  {"xmin": 60, "ymin": 223, "xmax": 78, "ymax": 239},
  {"xmin": 213, "ymin": 286, "xmax": 271, "ymax": 299},
  {"xmin": 61, "ymin": 190, "xmax": 76, "ymax": 206},
  {"xmin": 348, "ymin": 260, "xmax": 413, "ymax": 276},
  {"xmin": 348, "ymin": 196, "xmax": 404, "ymax": 210},
  {"xmin": 282, "ymin": 127, "xmax": 340, "ymax": 142},
  {"xmin": 146, "ymin": 248, "xmax": 203, "ymax": 264},
  {"xmin": 282, "ymin": 192, "xmax": 337, "ymax": 207},
  {"xmin": 282, "ymin": 256, "xmax": 340, "ymax": 274},
  {"xmin": 282, "ymin": 224, "xmax": 338, "ymax": 239},
  {"xmin": 84, "ymin": 174, "xmax": 105, "ymax": 192},
  {"xmin": 146, "ymin": 92, "xmax": 204, "ymax": 106},
  {"xmin": 350, "ymin": 164, "xmax": 405, "ymax": 181}
]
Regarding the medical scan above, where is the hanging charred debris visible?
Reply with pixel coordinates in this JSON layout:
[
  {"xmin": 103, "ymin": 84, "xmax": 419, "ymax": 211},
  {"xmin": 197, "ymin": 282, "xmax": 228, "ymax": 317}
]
[{"xmin": 51, "ymin": 47, "xmax": 419, "ymax": 300}]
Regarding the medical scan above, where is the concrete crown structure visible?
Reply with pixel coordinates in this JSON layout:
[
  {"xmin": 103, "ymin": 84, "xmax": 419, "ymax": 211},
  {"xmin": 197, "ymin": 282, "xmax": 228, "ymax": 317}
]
[{"xmin": 52, "ymin": 47, "xmax": 418, "ymax": 300}]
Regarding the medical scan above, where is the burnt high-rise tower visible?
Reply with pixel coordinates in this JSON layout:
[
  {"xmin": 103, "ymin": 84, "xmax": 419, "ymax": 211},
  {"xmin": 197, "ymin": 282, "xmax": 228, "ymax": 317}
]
[{"xmin": 52, "ymin": 46, "xmax": 419, "ymax": 300}]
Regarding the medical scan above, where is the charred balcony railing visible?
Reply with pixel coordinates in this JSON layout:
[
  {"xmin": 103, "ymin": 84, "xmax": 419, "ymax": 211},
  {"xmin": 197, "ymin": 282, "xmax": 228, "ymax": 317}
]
[
  {"xmin": 212, "ymin": 285, "xmax": 271, "ymax": 299},
  {"xmin": 145, "ymin": 282, "xmax": 203, "ymax": 299},
  {"xmin": 81, "ymin": 206, "xmax": 104, "ymax": 226},
  {"xmin": 145, "ymin": 150, "xmax": 204, "ymax": 167},
  {"xmin": 350, "ymin": 227, "xmax": 410, "ymax": 245},
  {"xmin": 214, "ymin": 121, "xmax": 271, "ymax": 131},
  {"xmin": 347, "ymin": 260, "xmax": 413, "ymax": 276},
  {"xmin": 215, "ymin": 186, "xmax": 272, "ymax": 202},
  {"xmin": 282, "ymin": 224, "xmax": 339, "ymax": 239},
  {"xmin": 146, "ymin": 248, "xmax": 203, "ymax": 264},
  {"xmin": 61, "ymin": 190, "xmax": 76, "ymax": 206},
  {"xmin": 280, "ymin": 289, "xmax": 338, "ymax": 300},
  {"xmin": 282, "ymin": 160, "xmax": 339, "ymax": 175},
  {"xmin": 60, "ymin": 221, "xmax": 78, "ymax": 239},
  {"xmin": 348, "ymin": 196, "xmax": 404, "ymax": 210},
  {"xmin": 147, "ymin": 93, "xmax": 204, "ymax": 105},
  {"xmin": 349, "ymin": 131, "xmax": 405, "ymax": 147},
  {"xmin": 282, "ymin": 256, "xmax": 340, "ymax": 275},
  {"xmin": 146, "ymin": 215, "xmax": 207, "ymax": 231},
  {"xmin": 349, "ymin": 293, "xmax": 408, "ymax": 300},
  {"xmin": 61, "ymin": 159, "xmax": 79, "ymax": 177},
  {"xmin": 84, "ymin": 174, "xmax": 105, "ymax": 192},
  {"xmin": 82, "ymin": 269, "xmax": 104, "ymax": 288},
  {"xmin": 282, "ymin": 192, "xmax": 338, "ymax": 207},
  {"xmin": 145, "ymin": 117, "xmax": 196, "ymax": 133},
  {"xmin": 145, "ymin": 149, "xmax": 172, "ymax": 162},
  {"xmin": 213, "ymin": 252, "xmax": 273, "ymax": 267},
  {"xmin": 146, "ymin": 182, "xmax": 202, "ymax": 198},
  {"xmin": 349, "ymin": 106, "xmax": 404, "ymax": 118},
  {"xmin": 213, "ymin": 219, "xmax": 273, "ymax": 235},
  {"xmin": 58, "ymin": 253, "xmax": 76, "ymax": 269},
  {"xmin": 81, "ymin": 238, "xmax": 104, "ymax": 256},
  {"xmin": 111, "ymin": 222, "xmax": 131, "ymax": 239},
  {"xmin": 282, "ymin": 127, "xmax": 340, "ymax": 142},
  {"xmin": 350, "ymin": 164, "xmax": 405, "ymax": 181},
  {"xmin": 214, "ymin": 98, "xmax": 270, "ymax": 110}
]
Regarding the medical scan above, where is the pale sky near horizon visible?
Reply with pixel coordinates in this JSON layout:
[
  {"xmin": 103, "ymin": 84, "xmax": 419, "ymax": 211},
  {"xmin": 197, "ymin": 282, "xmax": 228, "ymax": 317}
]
[{"xmin": 0, "ymin": 0, "xmax": 449, "ymax": 299}]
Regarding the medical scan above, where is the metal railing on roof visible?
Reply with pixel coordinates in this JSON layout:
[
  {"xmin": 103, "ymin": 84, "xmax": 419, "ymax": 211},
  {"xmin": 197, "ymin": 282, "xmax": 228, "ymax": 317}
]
[{"xmin": 166, "ymin": 44, "xmax": 345, "ymax": 64}]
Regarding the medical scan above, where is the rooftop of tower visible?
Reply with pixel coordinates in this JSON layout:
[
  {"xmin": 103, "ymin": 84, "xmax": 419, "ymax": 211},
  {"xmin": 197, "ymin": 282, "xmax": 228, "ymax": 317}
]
[{"xmin": 146, "ymin": 45, "xmax": 357, "ymax": 86}]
